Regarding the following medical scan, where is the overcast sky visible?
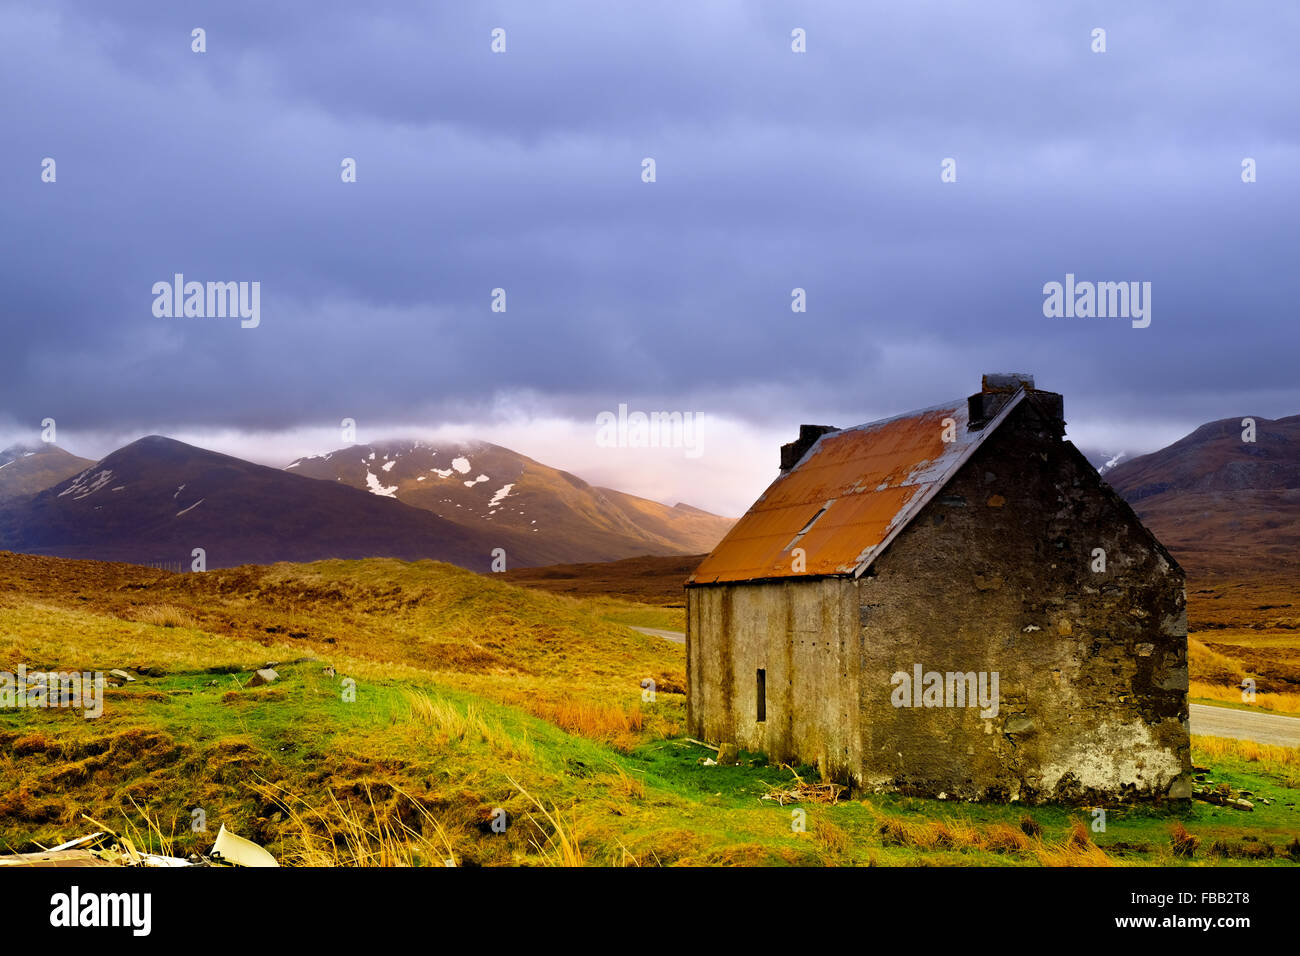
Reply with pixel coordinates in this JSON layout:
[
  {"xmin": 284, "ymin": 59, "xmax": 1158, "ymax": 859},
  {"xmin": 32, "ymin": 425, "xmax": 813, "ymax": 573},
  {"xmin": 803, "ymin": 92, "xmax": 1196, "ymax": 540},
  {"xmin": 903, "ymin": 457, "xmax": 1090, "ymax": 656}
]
[{"xmin": 2, "ymin": 1, "xmax": 1297, "ymax": 515}]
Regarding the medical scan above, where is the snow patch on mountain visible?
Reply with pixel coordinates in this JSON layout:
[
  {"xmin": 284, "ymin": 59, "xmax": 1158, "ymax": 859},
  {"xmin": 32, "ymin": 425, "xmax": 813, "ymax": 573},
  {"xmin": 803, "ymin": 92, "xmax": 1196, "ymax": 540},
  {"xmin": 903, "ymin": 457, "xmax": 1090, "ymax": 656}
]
[
  {"xmin": 59, "ymin": 469, "xmax": 114, "ymax": 500},
  {"xmin": 1099, "ymin": 451, "xmax": 1126, "ymax": 475},
  {"xmin": 365, "ymin": 470, "xmax": 398, "ymax": 497}
]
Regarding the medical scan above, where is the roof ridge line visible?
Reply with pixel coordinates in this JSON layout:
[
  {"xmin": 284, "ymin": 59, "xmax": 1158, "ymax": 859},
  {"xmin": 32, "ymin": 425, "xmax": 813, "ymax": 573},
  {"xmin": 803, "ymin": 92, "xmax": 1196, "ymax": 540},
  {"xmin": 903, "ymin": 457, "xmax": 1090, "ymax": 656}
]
[{"xmin": 849, "ymin": 387, "xmax": 1026, "ymax": 578}]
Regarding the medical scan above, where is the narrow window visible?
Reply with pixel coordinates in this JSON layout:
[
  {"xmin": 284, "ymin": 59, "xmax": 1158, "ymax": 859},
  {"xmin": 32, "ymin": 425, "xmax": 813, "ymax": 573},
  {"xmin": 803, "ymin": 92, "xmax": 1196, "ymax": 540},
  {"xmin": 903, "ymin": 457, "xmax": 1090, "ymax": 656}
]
[{"xmin": 756, "ymin": 668, "xmax": 766, "ymax": 722}]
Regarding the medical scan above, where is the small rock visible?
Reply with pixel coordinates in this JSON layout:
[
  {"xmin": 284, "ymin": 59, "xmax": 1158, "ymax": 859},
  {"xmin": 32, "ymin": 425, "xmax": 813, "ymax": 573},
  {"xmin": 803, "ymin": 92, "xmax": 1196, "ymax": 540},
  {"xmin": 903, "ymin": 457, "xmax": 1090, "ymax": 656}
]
[
  {"xmin": 109, "ymin": 669, "xmax": 135, "ymax": 682},
  {"xmin": 248, "ymin": 668, "xmax": 279, "ymax": 687}
]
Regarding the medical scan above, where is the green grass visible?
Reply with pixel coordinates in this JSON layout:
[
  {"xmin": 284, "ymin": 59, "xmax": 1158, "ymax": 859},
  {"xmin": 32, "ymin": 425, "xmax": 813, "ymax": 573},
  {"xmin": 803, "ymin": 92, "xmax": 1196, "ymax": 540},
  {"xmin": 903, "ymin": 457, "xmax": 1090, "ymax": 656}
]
[{"xmin": 1, "ymin": 553, "xmax": 1297, "ymax": 866}]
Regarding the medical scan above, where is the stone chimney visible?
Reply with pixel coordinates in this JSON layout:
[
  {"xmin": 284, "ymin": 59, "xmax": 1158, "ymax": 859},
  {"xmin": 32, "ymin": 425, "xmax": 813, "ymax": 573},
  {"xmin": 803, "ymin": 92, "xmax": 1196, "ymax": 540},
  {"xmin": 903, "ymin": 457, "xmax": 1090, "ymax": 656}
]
[
  {"xmin": 780, "ymin": 424, "xmax": 839, "ymax": 473},
  {"xmin": 968, "ymin": 373, "xmax": 1064, "ymax": 435}
]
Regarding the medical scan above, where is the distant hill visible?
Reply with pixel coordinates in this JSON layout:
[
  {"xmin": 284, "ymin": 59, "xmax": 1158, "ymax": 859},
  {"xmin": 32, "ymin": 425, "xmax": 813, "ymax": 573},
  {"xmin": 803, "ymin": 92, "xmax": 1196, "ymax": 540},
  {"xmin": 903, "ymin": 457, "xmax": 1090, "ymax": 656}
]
[
  {"xmin": 287, "ymin": 439, "xmax": 734, "ymax": 564},
  {"xmin": 0, "ymin": 444, "xmax": 95, "ymax": 502},
  {"xmin": 501, "ymin": 553, "xmax": 705, "ymax": 605},
  {"xmin": 1105, "ymin": 415, "xmax": 1300, "ymax": 577},
  {"xmin": 0, "ymin": 436, "xmax": 550, "ymax": 571}
]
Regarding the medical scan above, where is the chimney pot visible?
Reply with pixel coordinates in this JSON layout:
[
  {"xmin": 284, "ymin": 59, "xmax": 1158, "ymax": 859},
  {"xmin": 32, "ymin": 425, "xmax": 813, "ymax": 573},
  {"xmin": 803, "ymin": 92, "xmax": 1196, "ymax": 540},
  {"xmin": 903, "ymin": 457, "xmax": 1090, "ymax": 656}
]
[{"xmin": 982, "ymin": 372, "xmax": 1035, "ymax": 394}]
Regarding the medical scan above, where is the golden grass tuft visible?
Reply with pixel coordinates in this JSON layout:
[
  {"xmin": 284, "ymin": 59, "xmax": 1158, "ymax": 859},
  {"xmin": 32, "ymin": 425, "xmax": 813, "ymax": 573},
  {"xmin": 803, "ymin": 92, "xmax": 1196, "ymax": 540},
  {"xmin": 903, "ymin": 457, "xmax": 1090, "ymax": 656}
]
[
  {"xmin": 1169, "ymin": 821, "xmax": 1200, "ymax": 858},
  {"xmin": 870, "ymin": 807, "xmax": 1114, "ymax": 865},
  {"xmin": 509, "ymin": 776, "xmax": 583, "ymax": 866},
  {"xmin": 132, "ymin": 604, "xmax": 197, "ymax": 629},
  {"xmin": 525, "ymin": 698, "xmax": 644, "ymax": 750},
  {"xmin": 1193, "ymin": 734, "xmax": 1300, "ymax": 768},
  {"xmin": 403, "ymin": 689, "xmax": 491, "ymax": 742},
  {"xmin": 982, "ymin": 822, "xmax": 1031, "ymax": 854},
  {"xmin": 253, "ymin": 777, "xmax": 456, "ymax": 867},
  {"xmin": 1189, "ymin": 680, "xmax": 1300, "ymax": 715},
  {"xmin": 1188, "ymin": 638, "xmax": 1249, "ymax": 684}
]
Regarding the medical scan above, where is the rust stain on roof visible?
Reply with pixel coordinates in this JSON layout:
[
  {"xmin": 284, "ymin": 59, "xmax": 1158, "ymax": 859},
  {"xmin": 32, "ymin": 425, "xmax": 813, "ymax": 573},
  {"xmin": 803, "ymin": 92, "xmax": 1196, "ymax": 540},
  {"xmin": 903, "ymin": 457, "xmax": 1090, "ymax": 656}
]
[{"xmin": 688, "ymin": 392, "xmax": 1024, "ymax": 585}]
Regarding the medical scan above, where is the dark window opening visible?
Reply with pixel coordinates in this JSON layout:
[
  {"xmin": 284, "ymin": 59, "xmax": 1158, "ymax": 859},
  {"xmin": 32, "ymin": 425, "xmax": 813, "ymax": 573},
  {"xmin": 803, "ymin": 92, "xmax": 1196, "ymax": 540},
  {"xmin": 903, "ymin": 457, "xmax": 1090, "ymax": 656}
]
[{"xmin": 756, "ymin": 669, "xmax": 766, "ymax": 722}]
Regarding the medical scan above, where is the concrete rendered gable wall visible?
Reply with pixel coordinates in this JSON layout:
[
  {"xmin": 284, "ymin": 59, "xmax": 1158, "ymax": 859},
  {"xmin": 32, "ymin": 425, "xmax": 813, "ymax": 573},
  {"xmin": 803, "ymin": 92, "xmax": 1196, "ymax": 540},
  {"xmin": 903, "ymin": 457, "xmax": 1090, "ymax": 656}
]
[
  {"xmin": 686, "ymin": 576, "xmax": 861, "ymax": 781},
  {"xmin": 855, "ymin": 400, "xmax": 1191, "ymax": 802}
]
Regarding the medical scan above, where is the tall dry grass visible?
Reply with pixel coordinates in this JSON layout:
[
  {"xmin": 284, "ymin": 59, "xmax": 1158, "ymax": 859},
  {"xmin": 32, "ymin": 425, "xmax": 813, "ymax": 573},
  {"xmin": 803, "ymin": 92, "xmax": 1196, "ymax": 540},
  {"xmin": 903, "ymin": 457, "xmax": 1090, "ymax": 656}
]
[
  {"xmin": 524, "ymin": 698, "xmax": 645, "ymax": 750},
  {"xmin": 869, "ymin": 808, "xmax": 1115, "ymax": 866},
  {"xmin": 509, "ymin": 776, "xmax": 583, "ymax": 866},
  {"xmin": 400, "ymin": 689, "xmax": 533, "ymax": 761},
  {"xmin": 253, "ymin": 777, "xmax": 456, "ymax": 867},
  {"xmin": 132, "ymin": 604, "xmax": 197, "ymax": 629},
  {"xmin": 1193, "ymin": 734, "xmax": 1300, "ymax": 767},
  {"xmin": 1189, "ymin": 680, "xmax": 1300, "ymax": 715}
]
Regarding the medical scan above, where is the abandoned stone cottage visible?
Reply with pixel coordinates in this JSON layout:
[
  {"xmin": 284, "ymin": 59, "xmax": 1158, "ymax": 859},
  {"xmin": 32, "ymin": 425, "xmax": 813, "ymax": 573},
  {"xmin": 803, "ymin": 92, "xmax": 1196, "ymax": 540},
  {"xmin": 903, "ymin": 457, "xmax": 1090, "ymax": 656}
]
[{"xmin": 686, "ymin": 374, "xmax": 1191, "ymax": 803}]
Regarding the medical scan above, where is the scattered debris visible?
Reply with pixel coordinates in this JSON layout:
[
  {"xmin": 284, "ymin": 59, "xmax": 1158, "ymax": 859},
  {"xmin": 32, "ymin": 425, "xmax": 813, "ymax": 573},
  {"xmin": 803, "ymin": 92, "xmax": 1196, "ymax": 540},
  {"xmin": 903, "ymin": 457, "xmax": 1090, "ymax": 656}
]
[
  {"xmin": 1192, "ymin": 786, "xmax": 1255, "ymax": 811},
  {"xmin": 0, "ymin": 848, "xmax": 120, "ymax": 868},
  {"xmin": 210, "ymin": 824, "xmax": 280, "ymax": 867},
  {"xmin": 683, "ymin": 737, "xmax": 719, "ymax": 752},
  {"xmin": 760, "ymin": 766, "xmax": 847, "ymax": 806},
  {"xmin": 0, "ymin": 819, "xmax": 278, "ymax": 868}
]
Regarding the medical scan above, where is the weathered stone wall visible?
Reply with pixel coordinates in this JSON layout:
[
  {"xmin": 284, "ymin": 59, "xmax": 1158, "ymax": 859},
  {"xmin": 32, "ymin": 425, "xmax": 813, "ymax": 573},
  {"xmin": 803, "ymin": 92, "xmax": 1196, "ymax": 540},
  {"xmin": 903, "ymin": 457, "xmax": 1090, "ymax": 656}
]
[
  {"xmin": 687, "ymin": 397, "xmax": 1190, "ymax": 802},
  {"xmin": 857, "ymin": 399, "xmax": 1190, "ymax": 801},
  {"xmin": 687, "ymin": 577, "xmax": 861, "ymax": 780}
]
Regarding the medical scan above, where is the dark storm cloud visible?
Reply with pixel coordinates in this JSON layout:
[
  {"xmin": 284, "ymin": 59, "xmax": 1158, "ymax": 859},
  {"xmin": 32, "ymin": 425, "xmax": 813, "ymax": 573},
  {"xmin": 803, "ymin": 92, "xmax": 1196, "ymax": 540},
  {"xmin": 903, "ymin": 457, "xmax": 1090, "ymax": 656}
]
[{"xmin": 1, "ymin": 0, "xmax": 1297, "ymax": 442}]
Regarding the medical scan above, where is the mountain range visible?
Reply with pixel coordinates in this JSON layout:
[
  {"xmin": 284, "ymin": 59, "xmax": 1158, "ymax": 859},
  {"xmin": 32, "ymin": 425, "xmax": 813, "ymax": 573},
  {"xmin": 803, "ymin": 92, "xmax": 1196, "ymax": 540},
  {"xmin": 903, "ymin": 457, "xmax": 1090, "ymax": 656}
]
[
  {"xmin": 0, "ymin": 444, "xmax": 94, "ymax": 502},
  {"xmin": 0, "ymin": 410, "xmax": 1295, "ymax": 578},
  {"xmin": 287, "ymin": 439, "xmax": 734, "ymax": 561},
  {"xmin": 0, "ymin": 436, "xmax": 733, "ymax": 571},
  {"xmin": 1103, "ymin": 414, "xmax": 1300, "ymax": 578}
]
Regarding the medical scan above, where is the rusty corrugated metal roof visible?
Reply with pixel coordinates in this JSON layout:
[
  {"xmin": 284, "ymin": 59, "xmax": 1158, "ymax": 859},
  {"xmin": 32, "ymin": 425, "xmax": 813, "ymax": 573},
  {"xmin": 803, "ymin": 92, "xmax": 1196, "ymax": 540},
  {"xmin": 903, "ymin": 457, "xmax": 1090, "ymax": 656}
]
[{"xmin": 688, "ymin": 390, "xmax": 1025, "ymax": 585}]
